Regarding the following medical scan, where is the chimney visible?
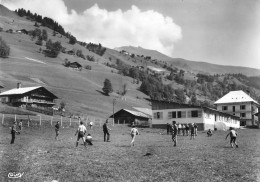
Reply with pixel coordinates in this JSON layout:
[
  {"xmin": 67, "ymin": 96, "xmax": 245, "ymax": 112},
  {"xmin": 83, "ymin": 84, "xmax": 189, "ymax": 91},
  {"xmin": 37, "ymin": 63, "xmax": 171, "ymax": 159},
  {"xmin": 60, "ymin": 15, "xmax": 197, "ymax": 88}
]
[{"xmin": 17, "ymin": 82, "xmax": 21, "ymax": 89}]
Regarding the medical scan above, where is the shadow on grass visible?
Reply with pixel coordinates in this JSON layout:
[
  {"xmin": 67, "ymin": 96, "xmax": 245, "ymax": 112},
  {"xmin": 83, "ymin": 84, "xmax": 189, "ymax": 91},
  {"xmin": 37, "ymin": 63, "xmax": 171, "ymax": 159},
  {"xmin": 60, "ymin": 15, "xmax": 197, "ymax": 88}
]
[{"xmin": 96, "ymin": 90, "xmax": 108, "ymax": 96}]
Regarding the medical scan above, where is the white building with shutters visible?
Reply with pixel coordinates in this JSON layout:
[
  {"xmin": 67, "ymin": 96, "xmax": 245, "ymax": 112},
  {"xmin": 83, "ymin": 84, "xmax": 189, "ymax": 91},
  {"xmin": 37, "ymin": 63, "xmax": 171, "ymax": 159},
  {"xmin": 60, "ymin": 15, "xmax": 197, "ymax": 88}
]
[
  {"xmin": 151, "ymin": 100, "xmax": 240, "ymax": 131},
  {"xmin": 214, "ymin": 90, "xmax": 259, "ymax": 126}
]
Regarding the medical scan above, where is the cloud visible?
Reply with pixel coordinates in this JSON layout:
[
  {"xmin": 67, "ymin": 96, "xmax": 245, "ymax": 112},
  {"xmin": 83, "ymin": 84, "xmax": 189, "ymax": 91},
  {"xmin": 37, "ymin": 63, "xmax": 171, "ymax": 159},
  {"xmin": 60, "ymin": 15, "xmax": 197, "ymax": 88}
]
[{"xmin": 2, "ymin": 0, "xmax": 182, "ymax": 56}]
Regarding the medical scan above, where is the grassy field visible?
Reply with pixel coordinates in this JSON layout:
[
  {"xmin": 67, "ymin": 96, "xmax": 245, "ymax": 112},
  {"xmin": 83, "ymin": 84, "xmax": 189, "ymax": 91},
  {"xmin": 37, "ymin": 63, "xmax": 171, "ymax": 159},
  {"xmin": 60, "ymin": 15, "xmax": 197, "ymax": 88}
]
[{"xmin": 0, "ymin": 121, "xmax": 259, "ymax": 182}]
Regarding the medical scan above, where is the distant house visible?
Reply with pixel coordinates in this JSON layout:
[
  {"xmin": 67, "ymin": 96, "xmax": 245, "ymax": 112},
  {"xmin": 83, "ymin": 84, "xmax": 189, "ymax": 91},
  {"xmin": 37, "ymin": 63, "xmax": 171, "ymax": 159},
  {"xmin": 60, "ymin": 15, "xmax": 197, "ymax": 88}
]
[
  {"xmin": 65, "ymin": 50, "xmax": 75, "ymax": 55},
  {"xmin": 147, "ymin": 66, "xmax": 168, "ymax": 75},
  {"xmin": 69, "ymin": 62, "xmax": 82, "ymax": 71},
  {"xmin": 214, "ymin": 90, "xmax": 259, "ymax": 126},
  {"xmin": 109, "ymin": 109, "xmax": 151, "ymax": 127},
  {"xmin": 0, "ymin": 83, "xmax": 58, "ymax": 115},
  {"xmin": 151, "ymin": 100, "xmax": 240, "ymax": 131}
]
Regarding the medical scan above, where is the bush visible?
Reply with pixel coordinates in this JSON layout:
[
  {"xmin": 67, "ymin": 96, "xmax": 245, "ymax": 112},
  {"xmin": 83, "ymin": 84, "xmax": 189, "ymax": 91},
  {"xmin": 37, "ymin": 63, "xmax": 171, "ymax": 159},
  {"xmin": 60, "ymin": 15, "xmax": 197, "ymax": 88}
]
[
  {"xmin": 0, "ymin": 37, "xmax": 10, "ymax": 58},
  {"xmin": 45, "ymin": 39, "xmax": 62, "ymax": 58},
  {"xmin": 85, "ymin": 65, "xmax": 92, "ymax": 70}
]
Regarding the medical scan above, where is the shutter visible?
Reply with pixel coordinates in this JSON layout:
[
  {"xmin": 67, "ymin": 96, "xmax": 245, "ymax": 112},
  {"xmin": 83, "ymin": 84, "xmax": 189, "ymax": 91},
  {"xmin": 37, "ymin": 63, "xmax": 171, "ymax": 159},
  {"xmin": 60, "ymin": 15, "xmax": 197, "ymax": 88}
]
[
  {"xmin": 153, "ymin": 112, "xmax": 157, "ymax": 119},
  {"xmin": 187, "ymin": 111, "xmax": 191, "ymax": 118},
  {"xmin": 160, "ymin": 112, "xmax": 163, "ymax": 119},
  {"xmin": 168, "ymin": 112, "xmax": 172, "ymax": 119},
  {"xmin": 181, "ymin": 111, "xmax": 186, "ymax": 118}
]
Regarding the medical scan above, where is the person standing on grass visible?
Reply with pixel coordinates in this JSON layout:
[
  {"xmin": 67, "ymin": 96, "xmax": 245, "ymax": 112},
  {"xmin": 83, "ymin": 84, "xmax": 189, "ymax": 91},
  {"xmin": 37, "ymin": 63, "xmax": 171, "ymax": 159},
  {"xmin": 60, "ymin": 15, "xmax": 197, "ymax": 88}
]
[
  {"xmin": 75, "ymin": 121, "xmax": 87, "ymax": 147},
  {"xmin": 10, "ymin": 122, "xmax": 18, "ymax": 144},
  {"xmin": 166, "ymin": 123, "xmax": 170, "ymax": 135},
  {"xmin": 190, "ymin": 123, "xmax": 195, "ymax": 140},
  {"xmin": 171, "ymin": 121, "xmax": 178, "ymax": 147},
  {"xmin": 178, "ymin": 123, "xmax": 182, "ymax": 135},
  {"xmin": 18, "ymin": 120, "xmax": 23, "ymax": 132},
  {"xmin": 103, "ymin": 119, "xmax": 111, "ymax": 142},
  {"xmin": 225, "ymin": 127, "xmax": 238, "ymax": 148},
  {"xmin": 130, "ymin": 125, "xmax": 139, "ymax": 146},
  {"xmin": 182, "ymin": 124, "xmax": 185, "ymax": 136},
  {"xmin": 89, "ymin": 121, "xmax": 93, "ymax": 129},
  {"xmin": 55, "ymin": 121, "xmax": 60, "ymax": 140},
  {"xmin": 194, "ymin": 123, "xmax": 198, "ymax": 136},
  {"xmin": 185, "ymin": 123, "xmax": 189, "ymax": 136}
]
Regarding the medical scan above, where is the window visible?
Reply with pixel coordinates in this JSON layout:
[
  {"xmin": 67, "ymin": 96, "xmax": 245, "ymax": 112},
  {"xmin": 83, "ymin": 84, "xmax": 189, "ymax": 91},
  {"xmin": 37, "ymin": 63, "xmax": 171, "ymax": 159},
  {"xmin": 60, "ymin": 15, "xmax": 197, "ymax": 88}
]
[
  {"xmin": 222, "ymin": 106, "xmax": 228, "ymax": 111},
  {"xmin": 240, "ymin": 113, "xmax": 246, "ymax": 118},
  {"xmin": 240, "ymin": 105, "xmax": 246, "ymax": 110},
  {"xmin": 177, "ymin": 111, "xmax": 182, "ymax": 118},
  {"xmin": 191, "ymin": 111, "xmax": 198, "ymax": 117},
  {"xmin": 233, "ymin": 106, "xmax": 235, "ymax": 112},
  {"xmin": 153, "ymin": 112, "xmax": 163, "ymax": 119},
  {"xmin": 168, "ymin": 111, "xmax": 176, "ymax": 119}
]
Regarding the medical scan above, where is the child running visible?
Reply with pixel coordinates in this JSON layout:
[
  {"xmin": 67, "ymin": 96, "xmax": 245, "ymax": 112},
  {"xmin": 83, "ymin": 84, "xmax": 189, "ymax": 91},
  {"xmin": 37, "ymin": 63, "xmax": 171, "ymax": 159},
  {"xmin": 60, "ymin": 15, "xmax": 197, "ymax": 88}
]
[
  {"xmin": 130, "ymin": 125, "xmax": 139, "ymax": 147},
  {"xmin": 225, "ymin": 127, "xmax": 238, "ymax": 148},
  {"xmin": 171, "ymin": 121, "xmax": 178, "ymax": 147},
  {"xmin": 55, "ymin": 121, "xmax": 60, "ymax": 140},
  {"xmin": 75, "ymin": 121, "xmax": 87, "ymax": 147}
]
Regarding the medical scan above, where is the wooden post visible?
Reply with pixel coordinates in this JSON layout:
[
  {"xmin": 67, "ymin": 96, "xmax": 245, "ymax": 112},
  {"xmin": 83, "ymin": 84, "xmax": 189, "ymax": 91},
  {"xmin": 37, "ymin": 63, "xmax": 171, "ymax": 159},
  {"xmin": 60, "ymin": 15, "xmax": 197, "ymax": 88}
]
[
  {"xmin": 2, "ymin": 114, "xmax": 4, "ymax": 125},
  {"xmin": 51, "ymin": 117, "xmax": 53, "ymax": 126},
  {"xmin": 40, "ymin": 115, "xmax": 42, "ymax": 125},
  {"xmin": 15, "ymin": 114, "xmax": 17, "ymax": 122},
  {"xmin": 70, "ymin": 118, "xmax": 72, "ymax": 126},
  {"xmin": 258, "ymin": 109, "xmax": 260, "ymax": 129},
  {"xmin": 28, "ymin": 120, "xmax": 29, "ymax": 127},
  {"xmin": 61, "ymin": 116, "xmax": 63, "ymax": 126}
]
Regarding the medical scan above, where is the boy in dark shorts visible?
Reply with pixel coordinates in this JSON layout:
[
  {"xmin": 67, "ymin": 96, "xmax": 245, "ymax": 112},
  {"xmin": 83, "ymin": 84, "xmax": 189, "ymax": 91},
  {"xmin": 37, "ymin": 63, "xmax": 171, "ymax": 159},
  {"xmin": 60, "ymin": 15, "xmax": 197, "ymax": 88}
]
[
  {"xmin": 103, "ymin": 120, "xmax": 111, "ymax": 142},
  {"xmin": 75, "ymin": 121, "xmax": 87, "ymax": 147},
  {"xmin": 190, "ymin": 123, "xmax": 195, "ymax": 140},
  {"xmin": 55, "ymin": 121, "xmax": 60, "ymax": 140},
  {"xmin": 171, "ymin": 121, "xmax": 178, "ymax": 147},
  {"xmin": 225, "ymin": 127, "xmax": 238, "ymax": 148},
  {"xmin": 10, "ymin": 122, "xmax": 18, "ymax": 144}
]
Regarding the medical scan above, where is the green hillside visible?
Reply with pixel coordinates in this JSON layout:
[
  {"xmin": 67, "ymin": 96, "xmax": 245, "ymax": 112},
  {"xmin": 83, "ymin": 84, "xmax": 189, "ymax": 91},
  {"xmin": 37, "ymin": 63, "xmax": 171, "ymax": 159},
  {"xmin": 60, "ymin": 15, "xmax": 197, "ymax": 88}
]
[{"xmin": 1, "ymin": 5, "xmax": 260, "ymax": 118}]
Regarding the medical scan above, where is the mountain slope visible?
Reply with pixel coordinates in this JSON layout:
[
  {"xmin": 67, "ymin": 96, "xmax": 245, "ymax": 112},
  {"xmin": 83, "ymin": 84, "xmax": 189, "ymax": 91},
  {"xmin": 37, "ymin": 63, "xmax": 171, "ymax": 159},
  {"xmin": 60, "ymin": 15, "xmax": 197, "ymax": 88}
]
[{"xmin": 115, "ymin": 46, "xmax": 260, "ymax": 76}]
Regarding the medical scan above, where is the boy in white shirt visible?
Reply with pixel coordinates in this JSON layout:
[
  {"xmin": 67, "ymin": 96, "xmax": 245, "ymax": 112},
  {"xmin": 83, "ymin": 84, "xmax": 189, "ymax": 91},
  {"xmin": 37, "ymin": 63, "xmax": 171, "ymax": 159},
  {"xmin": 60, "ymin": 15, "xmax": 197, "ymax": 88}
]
[
  {"xmin": 130, "ymin": 125, "xmax": 139, "ymax": 146},
  {"xmin": 75, "ymin": 121, "xmax": 87, "ymax": 147},
  {"xmin": 225, "ymin": 127, "xmax": 238, "ymax": 148}
]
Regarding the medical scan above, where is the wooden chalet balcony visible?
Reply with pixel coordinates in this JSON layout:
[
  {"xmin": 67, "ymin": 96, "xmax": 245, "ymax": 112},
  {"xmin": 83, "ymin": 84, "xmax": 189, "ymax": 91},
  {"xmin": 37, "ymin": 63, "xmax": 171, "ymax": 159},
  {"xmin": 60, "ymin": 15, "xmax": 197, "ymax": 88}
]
[{"xmin": 13, "ymin": 98, "xmax": 55, "ymax": 105}]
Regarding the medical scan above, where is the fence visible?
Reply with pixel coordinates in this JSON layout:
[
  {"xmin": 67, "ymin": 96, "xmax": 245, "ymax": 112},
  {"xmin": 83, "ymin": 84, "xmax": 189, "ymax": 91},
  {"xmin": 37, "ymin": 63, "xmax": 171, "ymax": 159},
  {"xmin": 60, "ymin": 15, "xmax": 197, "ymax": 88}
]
[{"xmin": 0, "ymin": 114, "xmax": 134, "ymax": 128}]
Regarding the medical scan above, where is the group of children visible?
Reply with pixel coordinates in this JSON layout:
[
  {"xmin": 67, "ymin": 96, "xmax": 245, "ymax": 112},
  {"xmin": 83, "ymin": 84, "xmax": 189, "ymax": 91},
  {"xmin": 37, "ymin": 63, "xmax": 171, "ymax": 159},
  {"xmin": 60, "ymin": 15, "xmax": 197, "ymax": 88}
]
[
  {"xmin": 167, "ymin": 122, "xmax": 198, "ymax": 140},
  {"xmin": 9, "ymin": 119, "xmax": 237, "ymax": 148}
]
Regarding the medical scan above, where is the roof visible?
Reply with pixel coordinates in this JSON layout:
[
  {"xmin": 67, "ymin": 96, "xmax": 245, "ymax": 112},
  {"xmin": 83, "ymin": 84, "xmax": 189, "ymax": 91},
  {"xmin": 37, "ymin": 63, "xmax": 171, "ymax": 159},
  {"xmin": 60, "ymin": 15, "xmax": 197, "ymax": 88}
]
[
  {"xmin": 123, "ymin": 109, "xmax": 150, "ymax": 118},
  {"xmin": 0, "ymin": 86, "xmax": 58, "ymax": 98},
  {"xmin": 147, "ymin": 66, "xmax": 166, "ymax": 72},
  {"xmin": 0, "ymin": 86, "xmax": 41, "ymax": 96},
  {"xmin": 214, "ymin": 90, "xmax": 259, "ymax": 105},
  {"xmin": 132, "ymin": 107, "xmax": 152, "ymax": 117},
  {"xmin": 70, "ymin": 62, "xmax": 82, "ymax": 67}
]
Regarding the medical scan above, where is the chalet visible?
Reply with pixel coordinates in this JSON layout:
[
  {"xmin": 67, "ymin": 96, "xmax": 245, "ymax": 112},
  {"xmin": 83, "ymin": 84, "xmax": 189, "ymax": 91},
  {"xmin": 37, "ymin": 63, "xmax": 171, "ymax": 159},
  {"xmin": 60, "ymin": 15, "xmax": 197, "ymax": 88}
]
[
  {"xmin": 0, "ymin": 83, "xmax": 58, "ymax": 115},
  {"xmin": 214, "ymin": 90, "xmax": 259, "ymax": 126},
  {"xmin": 65, "ymin": 50, "xmax": 75, "ymax": 55},
  {"xmin": 69, "ymin": 62, "xmax": 82, "ymax": 70},
  {"xmin": 109, "ymin": 108, "xmax": 151, "ymax": 127},
  {"xmin": 151, "ymin": 100, "xmax": 240, "ymax": 131}
]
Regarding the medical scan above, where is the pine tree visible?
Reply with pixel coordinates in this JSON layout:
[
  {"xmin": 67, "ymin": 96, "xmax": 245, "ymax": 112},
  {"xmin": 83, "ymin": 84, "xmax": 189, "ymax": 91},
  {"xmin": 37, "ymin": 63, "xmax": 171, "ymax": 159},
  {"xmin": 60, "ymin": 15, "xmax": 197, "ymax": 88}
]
[{"xmin": 102, "ymin": 79, "xmax": 113, "ymax": 96}]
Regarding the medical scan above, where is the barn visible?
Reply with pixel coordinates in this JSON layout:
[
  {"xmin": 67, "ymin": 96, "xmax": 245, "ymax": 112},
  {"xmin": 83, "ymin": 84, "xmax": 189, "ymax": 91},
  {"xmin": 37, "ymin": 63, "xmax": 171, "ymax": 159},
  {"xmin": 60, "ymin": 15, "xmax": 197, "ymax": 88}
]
[{"xmin": 109, "ymin": 109, "xmax": 151, "ymax": 127}]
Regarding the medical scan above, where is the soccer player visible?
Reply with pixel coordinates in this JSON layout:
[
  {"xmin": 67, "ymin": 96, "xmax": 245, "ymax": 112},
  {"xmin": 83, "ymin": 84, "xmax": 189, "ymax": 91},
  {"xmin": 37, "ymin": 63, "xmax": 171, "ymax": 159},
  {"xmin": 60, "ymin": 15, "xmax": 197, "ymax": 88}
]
[
  {"xmin": 18, "ymin": 120, "xmax": 23, "ymax": 132},
  {"xmin": 225, "ymin": 127, "xmax": 238, "ymax": 148},
  {"xmin": 171, "ymin": 121, "xmax": 178, "ymax": 147},
  {"xmin": 55, "ymin": 121, "xmax": 60, "ymax": 140},
  {"xmin": 194, "ymin": 123, "xmax": 198, "ymax": 136},
  {"xmin": 190, "ymin": 123, "xmax": 195, "ymax": 140},
  {"xmin": 10, "ymin": 122, "xmax": 18, "ymax": 144},
  {"xmin": 89, "ymin": 121, "xmax": 93, "ymax": 129},
  {"xmin": 85, "ymin": 134, "xmax": 93, "ymax": 145},
  {"xmin": 103, "ymin": 120, "xmax": 111, "ymax": 142},
  {"xmin": 207, "ymin": 129, "xmax": 213, "ymax": 137},
  {"xmin": 130, "ymin": 125, "xmax": 139, "ymax": 146},
  {"xmin": 75, "ymin": 121, "xmax": 87, "ymax": 147}
]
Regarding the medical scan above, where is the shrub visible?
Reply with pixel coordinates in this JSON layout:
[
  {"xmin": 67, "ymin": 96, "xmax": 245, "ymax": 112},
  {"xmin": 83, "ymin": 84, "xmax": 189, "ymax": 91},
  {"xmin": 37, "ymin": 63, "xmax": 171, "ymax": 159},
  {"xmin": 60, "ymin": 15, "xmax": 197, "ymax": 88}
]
[
  {"xmin": 0, "ymin": 37, "xmax": 10, "ymax": 58},
  {"xmin": 85, "ymin": 65, "xmax": 92, "ymax": 70}
]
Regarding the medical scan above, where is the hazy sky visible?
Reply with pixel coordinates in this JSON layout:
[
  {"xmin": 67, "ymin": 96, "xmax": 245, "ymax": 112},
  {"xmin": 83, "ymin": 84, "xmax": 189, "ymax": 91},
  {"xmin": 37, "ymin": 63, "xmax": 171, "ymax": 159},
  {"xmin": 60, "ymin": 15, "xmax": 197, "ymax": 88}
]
[{"xmin": 2, "ymin": 0, "xmax": 260, "ymax": 69}]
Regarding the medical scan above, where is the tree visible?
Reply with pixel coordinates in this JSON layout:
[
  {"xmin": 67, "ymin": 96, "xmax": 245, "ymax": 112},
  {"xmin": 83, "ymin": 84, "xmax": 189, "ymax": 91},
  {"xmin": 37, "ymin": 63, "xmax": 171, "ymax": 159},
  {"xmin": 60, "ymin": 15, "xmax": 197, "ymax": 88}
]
[
  {"xmin": 45, "ymin": 39, "xmax": 62, "ymax": 58},
  {"xmin": 69, "ymin": 35, "xmax": 77, "ymax": 45},
  {"xmin": 0, "ymin": 37, "xmax": 10, "ymax": 58},
  {"xmin": 35, "ymin": 36, "xmax": 43, "ymax": 46},
  {"xmin": 102, "ymin": 79, "xmax": 113, "ymax": 96},
  {"xmin": 42, "ymin": 29, "xmax": 48, "ymax": 41}
]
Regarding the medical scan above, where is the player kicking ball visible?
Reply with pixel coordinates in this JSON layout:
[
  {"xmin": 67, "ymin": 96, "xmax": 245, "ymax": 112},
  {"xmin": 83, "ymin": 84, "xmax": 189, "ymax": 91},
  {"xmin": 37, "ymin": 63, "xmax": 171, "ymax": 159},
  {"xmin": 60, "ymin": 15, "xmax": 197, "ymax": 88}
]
[{"xmin": 75, "ymin": 121, "xmax": 87, "ymax": 147}]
